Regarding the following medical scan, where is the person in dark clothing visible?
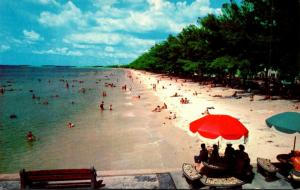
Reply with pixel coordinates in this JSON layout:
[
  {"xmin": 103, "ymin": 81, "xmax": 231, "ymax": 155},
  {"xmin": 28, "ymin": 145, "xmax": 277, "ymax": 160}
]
[
  {"xmin": 224, "ymin": 143, "xmax": 235, "ymax": 169},
  {"xmin": 194, "ymin": 143, "xmax": 208, "ymax": 163},
  {"xmin": 234, "ymin": 144, "xmax": 251, "ymax": 176},
  {"xmin": 209, "ymin": 144, "xmax": 220, "ymax": 164}
]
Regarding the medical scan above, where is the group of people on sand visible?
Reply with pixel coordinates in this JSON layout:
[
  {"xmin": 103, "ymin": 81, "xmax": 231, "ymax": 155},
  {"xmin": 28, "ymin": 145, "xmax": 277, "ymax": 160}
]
[
  {"xmin": 194, "ymin": 143, "xmax": 252, "ymax": 178},
  {"xmin": 99, "ymin": 101, "xmax": 113, "ymax": 111},
  {"xmin": 67, "ymin": 122, "xmax": 75, "ymax": 128},
  {"xmin": 152, "ymin": 103, "xmax": 168, "ymax": 112},
  {"xmin": 180, "ymin": 97, "xmax": 189, "ymax": 104}
]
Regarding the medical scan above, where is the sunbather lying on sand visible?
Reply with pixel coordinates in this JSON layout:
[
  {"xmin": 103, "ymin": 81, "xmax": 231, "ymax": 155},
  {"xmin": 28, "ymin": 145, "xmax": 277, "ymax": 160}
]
[
  {"xmin": 152, "ymin": 105, "xmax": 161, "ymax": 112},
  {"xmin": 171, "ymin": 92, "xmax": 179, "ymax": 97}
]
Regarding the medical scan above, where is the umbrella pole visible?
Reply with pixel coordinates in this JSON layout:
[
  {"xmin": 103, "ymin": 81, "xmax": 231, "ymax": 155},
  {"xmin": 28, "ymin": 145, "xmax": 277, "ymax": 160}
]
[{"xmin": 293, "ymin": 136, "xmax": 296, "ymax": 151}]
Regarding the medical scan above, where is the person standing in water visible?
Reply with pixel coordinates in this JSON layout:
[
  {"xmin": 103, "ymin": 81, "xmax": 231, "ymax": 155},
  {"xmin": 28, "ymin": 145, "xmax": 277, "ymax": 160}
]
[
  {"xmin": 26, "ymin": 131, "xmax": 36, "ymax": 141},
  {"xmin": 100, "ymin": 101, "xmax": 104, "ymax": 111}
]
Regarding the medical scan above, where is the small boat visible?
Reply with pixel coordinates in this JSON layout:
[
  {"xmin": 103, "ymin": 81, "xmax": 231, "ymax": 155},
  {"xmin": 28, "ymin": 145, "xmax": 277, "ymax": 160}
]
[{"xmin": 182, "ymin": 163, "xmax": 202, "ymax": 181}]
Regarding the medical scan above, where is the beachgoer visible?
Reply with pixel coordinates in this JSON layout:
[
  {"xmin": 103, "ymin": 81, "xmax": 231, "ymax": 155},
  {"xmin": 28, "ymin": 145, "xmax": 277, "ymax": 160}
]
[
  {"xmin": 180, "ymin": 98, "xmax": 184, "ymax": 104},
  {"xmin": 66, "ymin": 82, "xmax": 69, "ymax": 88},
  {"xmin": 250, "ymin": 94, "xmax": 254, "ymax": 101},
  {"xmin": 133, "ymin": 95, "xmax": 141, "ymax": 99},
  {"xmin": 184, "ymin": 98, "xmax": 189, "ymax": 104},
  {"xmin": 102, "ymin": 91, "xmax": 107, "ymax": 97},
  {"xmin": 100, "ymin": 101, "xmax": 104, "ymax": 111},
  {"xmin": 224, "ymin": 143, "xmax": 235, "ymax": 169},
  {"xmin": 209, "ymin": 144, "xmax": 220, "ymax": 164},
  {"xmin": 162, "ymin": 103, "xmax": 167, "ymax": 109},
  {"xmin": 171, "ymin": 92, "xmax": 178, "ymax": 97},
  {"xmin": 26, "ymin": 131, "xmax": 36, "ymax": 141},
  {"xmin": 32, "ymin": 94, "xmax": 36, "ymax": 99},
  {"xmin": 67, "ymin": 122, "xmax": 75, "ymax": 128},
  {"xmin": 234, "ymin": 144, "xmax": 250, "ymax": 175},
  {"xmin": 232, "ymin": 91, "xmax": 237, "ymax": 97},
  {"xmin": 109, "ymin": 104, "xmax": 112, "ymax": 111},
  {"xmin": 0, "ymin": 87, "xmax": 4, "ymax": 94},
  {"xmin": 152, "ymin": 105, "xmax": 161, "ymax": 112},
  {"xmin": 202, "ymin": 108, "xmax": 210, "ymax": 115},
  {"xmin": 173, "ymin": 113, "xmax": 176, "ymax": 119},
  {"xmin": 194, "ymin": 143, "xmax": 208, "ymax": 164},
  {"xmin": 153, "ymin": 84, "xmax": 156, "ymax": 91}
]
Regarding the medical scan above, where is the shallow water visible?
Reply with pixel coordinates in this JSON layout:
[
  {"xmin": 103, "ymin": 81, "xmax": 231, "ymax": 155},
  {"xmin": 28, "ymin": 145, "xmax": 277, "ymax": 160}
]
[{"xmin": 0, "ymin": 66, "xmax": 139, "ymax": 172}]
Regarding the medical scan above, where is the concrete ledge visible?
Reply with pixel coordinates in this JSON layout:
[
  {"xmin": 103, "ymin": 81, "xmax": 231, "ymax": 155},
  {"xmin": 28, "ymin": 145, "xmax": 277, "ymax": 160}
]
[
  {"xmin": 0, "ymin": 168, "xmax": 181, "ymax": 181},
  {"xmin": 98, "ymin": 168, "xmax": 181, "ymax": 177}
]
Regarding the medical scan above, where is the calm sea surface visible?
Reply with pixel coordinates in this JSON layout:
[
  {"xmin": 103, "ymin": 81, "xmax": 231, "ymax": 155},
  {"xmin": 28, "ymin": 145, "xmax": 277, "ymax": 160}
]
[{"xmin": 0, "ymin": 66, "xmax": 138, "ymax": 173}]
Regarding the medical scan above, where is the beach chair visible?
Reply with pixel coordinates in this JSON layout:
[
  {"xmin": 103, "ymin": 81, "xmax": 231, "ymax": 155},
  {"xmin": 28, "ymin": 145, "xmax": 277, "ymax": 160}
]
[
  {"xmin": 200, "ymin": 175, "xmax": 245, "ymax": 189},
  {"xmin": 257, "ymin": 157, "xmax": 278, "ymax": 181},
  {"xmin": 182, "ymin": 163, "xmax": 202, "ymax": 182}
]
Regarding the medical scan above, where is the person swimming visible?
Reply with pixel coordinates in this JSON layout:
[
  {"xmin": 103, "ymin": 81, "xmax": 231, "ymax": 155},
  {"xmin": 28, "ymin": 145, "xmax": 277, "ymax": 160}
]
[{"xmin": 26, "ymin": 131, "xmax": 36, "ymax": 141}]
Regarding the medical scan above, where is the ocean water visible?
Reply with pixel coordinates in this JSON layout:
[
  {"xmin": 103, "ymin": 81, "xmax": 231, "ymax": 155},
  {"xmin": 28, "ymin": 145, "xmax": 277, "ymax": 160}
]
[{"xmin": 0, "ymin": 66, "xmax": 146, "ymax": 173}]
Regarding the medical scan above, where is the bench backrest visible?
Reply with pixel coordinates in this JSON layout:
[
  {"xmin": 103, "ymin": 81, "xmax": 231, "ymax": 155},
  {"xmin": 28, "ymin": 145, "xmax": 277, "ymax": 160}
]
[{"xmin": 20, "ymin": 167, "xmax": 97, "ymax": 188}]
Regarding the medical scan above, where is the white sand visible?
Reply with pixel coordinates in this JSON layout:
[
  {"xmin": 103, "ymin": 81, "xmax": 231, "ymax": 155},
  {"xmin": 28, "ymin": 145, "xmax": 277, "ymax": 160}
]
[{"xmin": 129, "ymin": 69, "xmax": 300, "ymax": 163}]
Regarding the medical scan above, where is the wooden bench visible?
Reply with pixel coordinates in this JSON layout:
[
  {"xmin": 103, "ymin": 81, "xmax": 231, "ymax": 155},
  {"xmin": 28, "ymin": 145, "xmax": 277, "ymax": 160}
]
[{"xmin": 20, "ymin": 167, "xmax": 104, "ymax": 189}]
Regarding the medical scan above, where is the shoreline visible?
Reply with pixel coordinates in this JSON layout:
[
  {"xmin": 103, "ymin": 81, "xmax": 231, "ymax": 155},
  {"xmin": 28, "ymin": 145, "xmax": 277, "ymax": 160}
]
[
  {"xmin": 1, "ymin": 67, "xmax": 299, "ymax": 175},
  {"xmin": 129, "ymin": 69, "xmax": 300, "ymax": 163}
]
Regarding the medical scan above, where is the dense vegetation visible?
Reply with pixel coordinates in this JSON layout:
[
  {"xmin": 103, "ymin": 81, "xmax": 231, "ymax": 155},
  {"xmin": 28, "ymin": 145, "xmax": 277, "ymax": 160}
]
[{"xmin": 127, "ymin": 0, "xmax": 300, "ymax": 98}]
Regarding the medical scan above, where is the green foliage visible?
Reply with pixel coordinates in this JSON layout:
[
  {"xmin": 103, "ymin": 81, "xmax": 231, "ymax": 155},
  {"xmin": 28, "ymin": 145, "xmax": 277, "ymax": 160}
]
[{"xmin": 128, "ymin": 0, "xmax": 300, "ymax": 83}]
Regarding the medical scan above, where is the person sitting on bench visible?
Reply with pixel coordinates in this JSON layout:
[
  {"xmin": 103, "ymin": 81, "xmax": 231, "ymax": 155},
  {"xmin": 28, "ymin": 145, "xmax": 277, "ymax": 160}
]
[
  {"xmin": 234, "ymin": 145, "xmax": 252, "ymax": 179},
  {"xmin": 224, "ymin": 144, "xmax": 235, "ymax": 170},
  {"xmin": 209, "ymin": 144, "xmax": 220, "ymax": 164},
  {"xmin": 195, "ymin": 143, "xmax": 208, "ymax": 164}
]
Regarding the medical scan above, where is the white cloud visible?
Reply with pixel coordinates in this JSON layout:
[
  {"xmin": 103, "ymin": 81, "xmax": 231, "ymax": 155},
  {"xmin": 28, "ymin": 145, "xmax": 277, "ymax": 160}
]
[
  {"xmin": 38, "ymin": 0, "xmax": 59, "ymax": 6},
  {"xmin": 65, "ymin": 33, "xmax": 122, "ymax": 45},
  {"xmin": 0, "ymin": 45, "xmax": 10, "ymax": 52},
  {"xmin": 23, "ymin": 30, "xmax": 43, "ymax": 41},
  {"xmin": 104, "ymin": 46, "xmax": 114, "ymax": 52},
  {"xmin": 90, "ymin": 0, "xmax": 220, "ymax": 33},
  {"xmin": 64, "ymin": 32, "xmax": 156, "ymax": 49},
  {"xmin": 97, "ymin": 52, "xmax": 138, "ymax": 59},
  {"xmin": 38, "ymin": 0, "xmax": 221, "ymax": 33},
  {"xmin": 38, "ymin": 1, "xmax": 86, "ymax": 27},
  {"xmin": 33, "ymin": 47, "xmax": 82, "ymax": 56}
]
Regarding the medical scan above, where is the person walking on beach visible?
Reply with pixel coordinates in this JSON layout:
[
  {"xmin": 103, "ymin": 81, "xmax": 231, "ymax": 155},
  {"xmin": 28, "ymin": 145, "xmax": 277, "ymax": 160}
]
[
  {"xmin": 109, "ymin": 104, "xmax": 112, "ymax": 111},
  {"xmin": 100, "ymin": 101, "xmax": 104, "ymax": 111}
]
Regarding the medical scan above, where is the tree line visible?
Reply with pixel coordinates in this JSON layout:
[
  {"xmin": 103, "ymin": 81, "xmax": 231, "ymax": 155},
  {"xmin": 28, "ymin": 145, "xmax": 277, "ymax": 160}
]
[{"xmin": 126, "ymin": 0, "xmax": 300, "ymax": 98}]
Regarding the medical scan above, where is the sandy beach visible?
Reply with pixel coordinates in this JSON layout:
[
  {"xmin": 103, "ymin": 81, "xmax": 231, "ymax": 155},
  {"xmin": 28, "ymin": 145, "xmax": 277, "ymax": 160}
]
[
  {"xmin": 128, "ymin": 69, "xmax": 300, "ymax": 164},
  {"xmin": 1, "ymin": 67, "xmax": 299, "ymax": 174}
]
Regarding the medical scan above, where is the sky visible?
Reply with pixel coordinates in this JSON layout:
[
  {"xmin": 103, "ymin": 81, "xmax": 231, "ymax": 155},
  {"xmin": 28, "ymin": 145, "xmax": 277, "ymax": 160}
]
[{"xmin": 0, "ymin": 0, "xmax": 233, "ymax": 66}]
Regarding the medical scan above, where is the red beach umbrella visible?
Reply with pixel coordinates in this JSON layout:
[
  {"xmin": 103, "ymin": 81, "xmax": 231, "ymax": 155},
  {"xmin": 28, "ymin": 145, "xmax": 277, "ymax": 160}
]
[{"xmin": 190, "ymin": 114, "xmax": 249, "ymax": 141}]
